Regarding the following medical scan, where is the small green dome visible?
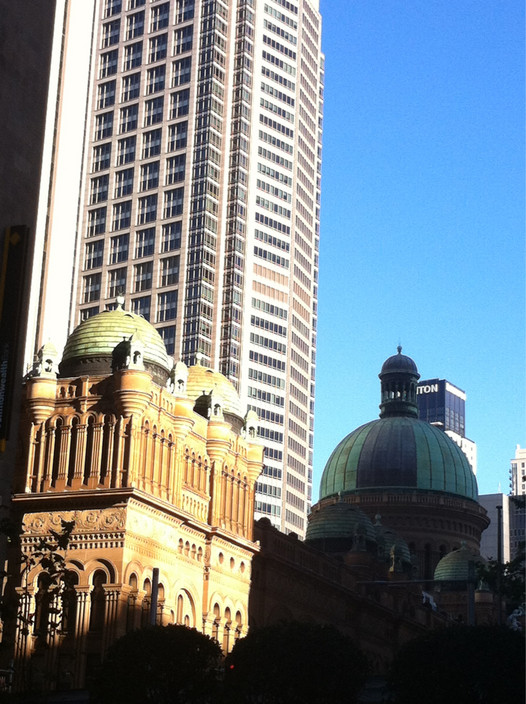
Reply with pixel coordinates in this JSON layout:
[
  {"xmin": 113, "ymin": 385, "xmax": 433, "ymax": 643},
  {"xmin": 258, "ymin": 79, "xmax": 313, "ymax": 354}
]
[
  {"xmin": 186, "ymin": 364, "xmax": 243, "ymax": 420},
  {"xmin": 320, "ymin": 416, "xmax": 478, "ymax": 501},
  {"xmin": 60, "ymin": 308, "xmax": 171, "ymax": 383},
  {"xmin": 434, "ymin": 544, "xmax": 484, "ymax": 584},
  {"xmin": 305, "ymin": 500, "xmax": 377, "ymax": 553}
]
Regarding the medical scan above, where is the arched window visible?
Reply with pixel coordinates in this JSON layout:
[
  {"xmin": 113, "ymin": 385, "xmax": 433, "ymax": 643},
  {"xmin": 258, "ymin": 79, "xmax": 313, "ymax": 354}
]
[
  {"xmin": 83, "ymin": 417, "xmax": 95, "ymax": 485},
  {"xmin": 89, "ymin": 570, "xmax": 107, "ymax": 632},
  {"xmin": 67, "ymin": 418, "xmax": 79, "ymax": 486},
  {"xmin": 61, "ymin": 570, "xmax": 79, "ymax": 636},
  {"xmin": 34, "ymin": 573, "xmax": 52, "ymax": 642},
  {"xmin": 51, "ymin": 418, "xmax": 63, "ymax": 485},
  {"xmin": 127, "ymin": 573, "xmax": 138, "ymax": 632}
]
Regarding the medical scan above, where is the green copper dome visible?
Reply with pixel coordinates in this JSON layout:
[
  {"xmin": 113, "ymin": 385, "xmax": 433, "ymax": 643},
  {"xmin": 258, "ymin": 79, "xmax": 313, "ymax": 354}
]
[
  {"xmin": 434, "ymin": 543, "xmax": 484, "ymax": 584},
  {"xmin": 320, "ymin": 416, "xmax": 478, "ymax": 501},
  {"xmin": 59, "ymin": 307, "xmax": 171, "ymax": 384},
  {"xmin": 319, "ymin": 349, "xmax": 478, "ymax": 502},
  {"xmin": 306, "ymin": 501, "xmax": 377, "ymax": 548}
]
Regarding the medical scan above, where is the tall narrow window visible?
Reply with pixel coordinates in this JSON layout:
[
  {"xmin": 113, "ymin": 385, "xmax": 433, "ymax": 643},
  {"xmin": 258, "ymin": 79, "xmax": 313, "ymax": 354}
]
[
  {"xmin": 142, "ymin": 129, "xmax": 162, "ymax": 158},
  {"xmin": 163, "ymin": 188, "xmax": 184, "ymax": 218},
  {"xmin": 146, "ymin": 65, "xmax": 166, "ymax": 94},
  {"xmin": 116, "ymin": 136, "xmax": 136, "ymax": 165},
  {"xmin": 121, "ymin": 73, "xmax": 140, "ymax": 102},
  {"xmin": 108, "ymin": 267, "xmax": 127, "ymax": 298},
  {"xmin": 101, "ymin": 19, "xmax": 120, "ymax": 47},
  {"xmin": 92, "ymin": 143, "xmax": 112, "ymax": 172},
  {"xmin": 169, "ymin": 89, "xmax": 189, "ymax": 119},
  {"xmin": 112, "ymin": 201, "xmax": 132, "ymax": 230},
  {"xmin": 161, "ymin": 222, "xmax": 182, "ymax": 252},
  {"xmin": 119, "ymin": 104, "xmax": 138, "ymax": 133},
  {"xmin": 165, "ymin": 155, "xmax": 185, "ymax": 185},
  {"xmin": 83, "ymin": 274, "xmax": 101, "ymax": 303},
  {"xmin": 134, "ymin": 262, "xmax": 153, "ymax": 292},
  {"xmin": 85, "ymin": 240, "xmax": 104, "ymax": 270},
  {"xmin": 150, "ymin": 2, "xmax": 169, "ymax": 32},
  {"xmin": 140, "ymin": 162, "xmax": 160, "ymax": 191},
  {"xmin": 167, "ymin": 122, "xmax": 187, "ymax": 151},
  {"xmin": 131, "ymin": 295, "xmax": 151, "ymax": 321},
  {"xmin": 174, "ymin": 25, "xmax": 193, "ymax": 54},
  {"xmin": 114, "ymin": 168, "xmax": 134, "ymax": 198},
  {"xmin": 160, "ymin": 256, "xmax": 179, "ymax": 287},
  {"xmin": 94, "ymin": 112, "xmax": 113, "ymax": 140},
  {"xmin": 97, "ymin": 80, "xmax": 116, "ymax": 109},
  {"xmin": 90, "ymin": 175, "xmax": 109, "ymax": 204},
  {"xmin": 87, "ymin": 207, "xmax": 107, "ymax": 237},
  {"xmin": 126, "ymin": 10, "xmax": 144, "ymax": 40},
  {"xmin": 123, "ymin": 41, "xmax": 142, "ymax": 71},
  {"xmin": 149, "ymin": 33, "xmax": 167, "ymax": 63},
  {"xmin": 137, "ymin": 195, "xmax": 157, "ymax": 224},
  {"xmin": 135, "ymin": 227, "xmax": 155, "ymax": 257},
  {"xmin": 109, "ymin": 233, "xmax": 129, "ymax": 264},
  {"xmin": 171, "ymin": 58, "xmax": 191, "ymax": 87},
  {"xmin": 157, "ymin": 291, "xmax": 177, "ymax": 322},
  {"xmin": 144, "ymin": 97, "xmax": 164, "ymax": 126},
  {"xmin": 99, "ymin": 49, "xmax": 118, "ymax": 78}
]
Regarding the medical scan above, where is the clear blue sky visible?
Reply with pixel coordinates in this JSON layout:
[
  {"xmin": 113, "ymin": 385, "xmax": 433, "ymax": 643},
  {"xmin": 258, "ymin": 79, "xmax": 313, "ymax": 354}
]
[{"xmin": 313, "ymin": 0, "xmax": 525, "ymax": 499}]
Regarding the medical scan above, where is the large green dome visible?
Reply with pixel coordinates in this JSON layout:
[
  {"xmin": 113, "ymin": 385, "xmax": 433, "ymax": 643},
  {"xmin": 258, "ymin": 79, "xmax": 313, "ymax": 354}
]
[
  {"xmin": 59, "ymin": 307, "xmax": 171, "ymax": 384},
  {"xmin": 320, "ymin": 416, "xmax": 478, "ymax": 501}
]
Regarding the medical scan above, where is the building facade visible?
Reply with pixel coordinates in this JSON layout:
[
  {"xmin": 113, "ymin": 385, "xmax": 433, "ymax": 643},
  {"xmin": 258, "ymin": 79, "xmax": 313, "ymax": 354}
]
[
  {"xmin": 8, "ymin": 306, "xmax": 263, "ymax": 691},
  {"xmin": 68, "ymin": 0, "xmax": 323, "ymax": 539},
  {"xmin": 509, "ymin": 445, "xmax": 526, "ymax": 559},
  {"xmin": 416, "ymin": 378, "xmax": 477, "ymax": 473}
]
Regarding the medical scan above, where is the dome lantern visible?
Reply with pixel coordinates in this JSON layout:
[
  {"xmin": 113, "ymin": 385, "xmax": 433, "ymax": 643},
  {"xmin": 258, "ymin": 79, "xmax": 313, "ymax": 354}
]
[{"xmin": 379, "ymin": 346, "xmax": 420, "ymax": 419}]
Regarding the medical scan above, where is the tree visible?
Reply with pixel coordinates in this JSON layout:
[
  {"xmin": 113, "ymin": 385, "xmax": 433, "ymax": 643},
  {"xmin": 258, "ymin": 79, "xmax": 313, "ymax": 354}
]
[
  {"xmin": 224, "ymin": 621, "xmax": 368, "ymax": 704},
  {"xmin": 91, "ymin": 625, "xmax": 223, "ymax": 704},
  {"xmin": 477, "ymin": 541, "xmax": 525, "ymax": 615},
  {"xmin": 389, "ymin": 625, "xmax": 525, "ymax": 704}
]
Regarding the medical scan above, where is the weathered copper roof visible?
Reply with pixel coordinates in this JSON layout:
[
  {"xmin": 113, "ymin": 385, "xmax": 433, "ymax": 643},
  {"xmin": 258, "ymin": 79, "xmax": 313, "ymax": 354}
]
[
  {"xmin": 319, "ymin": 416, "xmax": 478, "ymax": 501},
  {"xmin": 59, "ymin": 307, "xmax": 171, "ymax": 383}
]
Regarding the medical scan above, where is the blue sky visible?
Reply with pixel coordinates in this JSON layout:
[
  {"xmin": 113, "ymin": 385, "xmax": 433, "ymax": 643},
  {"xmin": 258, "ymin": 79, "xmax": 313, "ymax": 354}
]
[{"xmin": 312, "ymin": 0, "xmax": 525, "ymax": 498}]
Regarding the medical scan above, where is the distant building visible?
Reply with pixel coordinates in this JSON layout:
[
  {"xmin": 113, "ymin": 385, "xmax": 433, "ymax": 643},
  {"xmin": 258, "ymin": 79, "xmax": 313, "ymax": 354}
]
[
  {"xmin": 509, "ymin": 444, "xmax": 526, "ymax": 496},
  {"xmin": 0, "ymin": 0, "xmax": 57, "ymax": 541},
  {"xmin": 509, "ymin": 445, "xmax": 526, "ymax": 558},
  {"xmin": 416, "ymin": 378, "xmax": 477, "ymax": 473},
  {"xmin": 478, "ymin": 493, "xmax": 511, "ymax": 563}
]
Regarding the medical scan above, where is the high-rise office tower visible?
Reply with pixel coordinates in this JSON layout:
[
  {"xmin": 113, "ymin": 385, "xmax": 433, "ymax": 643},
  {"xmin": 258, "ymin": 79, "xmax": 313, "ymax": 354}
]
[
  {"xmin": 416, "ymin": 378, "xmax": 477, "ymax": 473},
  {"xmin": 72, "ymin": 0, "xmax": 323, "ymax": 537}
]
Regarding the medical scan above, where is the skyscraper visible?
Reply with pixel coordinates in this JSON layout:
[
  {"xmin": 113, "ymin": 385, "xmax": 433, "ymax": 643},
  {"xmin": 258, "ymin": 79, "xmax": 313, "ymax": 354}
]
[
  {"xmin": 416, "ymin": 378, "xmax": 477, "ymax": 473},
  {"xmin": 72, "ymin": 0, "xmax": 323, "ymax": 536}
]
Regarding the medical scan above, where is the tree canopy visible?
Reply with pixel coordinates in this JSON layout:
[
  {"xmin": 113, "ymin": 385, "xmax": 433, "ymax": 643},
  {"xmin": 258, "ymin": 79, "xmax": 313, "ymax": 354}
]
[
  {"xmin": 389, "ymin": 625, "xmax": 525, "ymax": 704},
  {"xmin": 92, "ymin": 625, "xmax": 222, "ymax": 704},
  {"xmin": 224, "ymin": 621, "xmax": 368, "ymax": 704}
]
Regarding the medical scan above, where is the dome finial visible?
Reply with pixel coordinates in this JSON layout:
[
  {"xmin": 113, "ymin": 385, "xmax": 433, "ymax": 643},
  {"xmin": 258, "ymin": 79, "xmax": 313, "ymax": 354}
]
[
  {"xmin": 116, "ymin": 294, "xmax": 125, "ymax": 311},
  {"xmin": 397, "ymin": 344, "xmax": 402, "ymax": 354}
]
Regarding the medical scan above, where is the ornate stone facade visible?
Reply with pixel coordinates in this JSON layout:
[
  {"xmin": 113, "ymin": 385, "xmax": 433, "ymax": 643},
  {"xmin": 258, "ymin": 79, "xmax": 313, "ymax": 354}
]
[{"xmin": 7, "ymin": 309, "xmax": 263, "ymax": 691}]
